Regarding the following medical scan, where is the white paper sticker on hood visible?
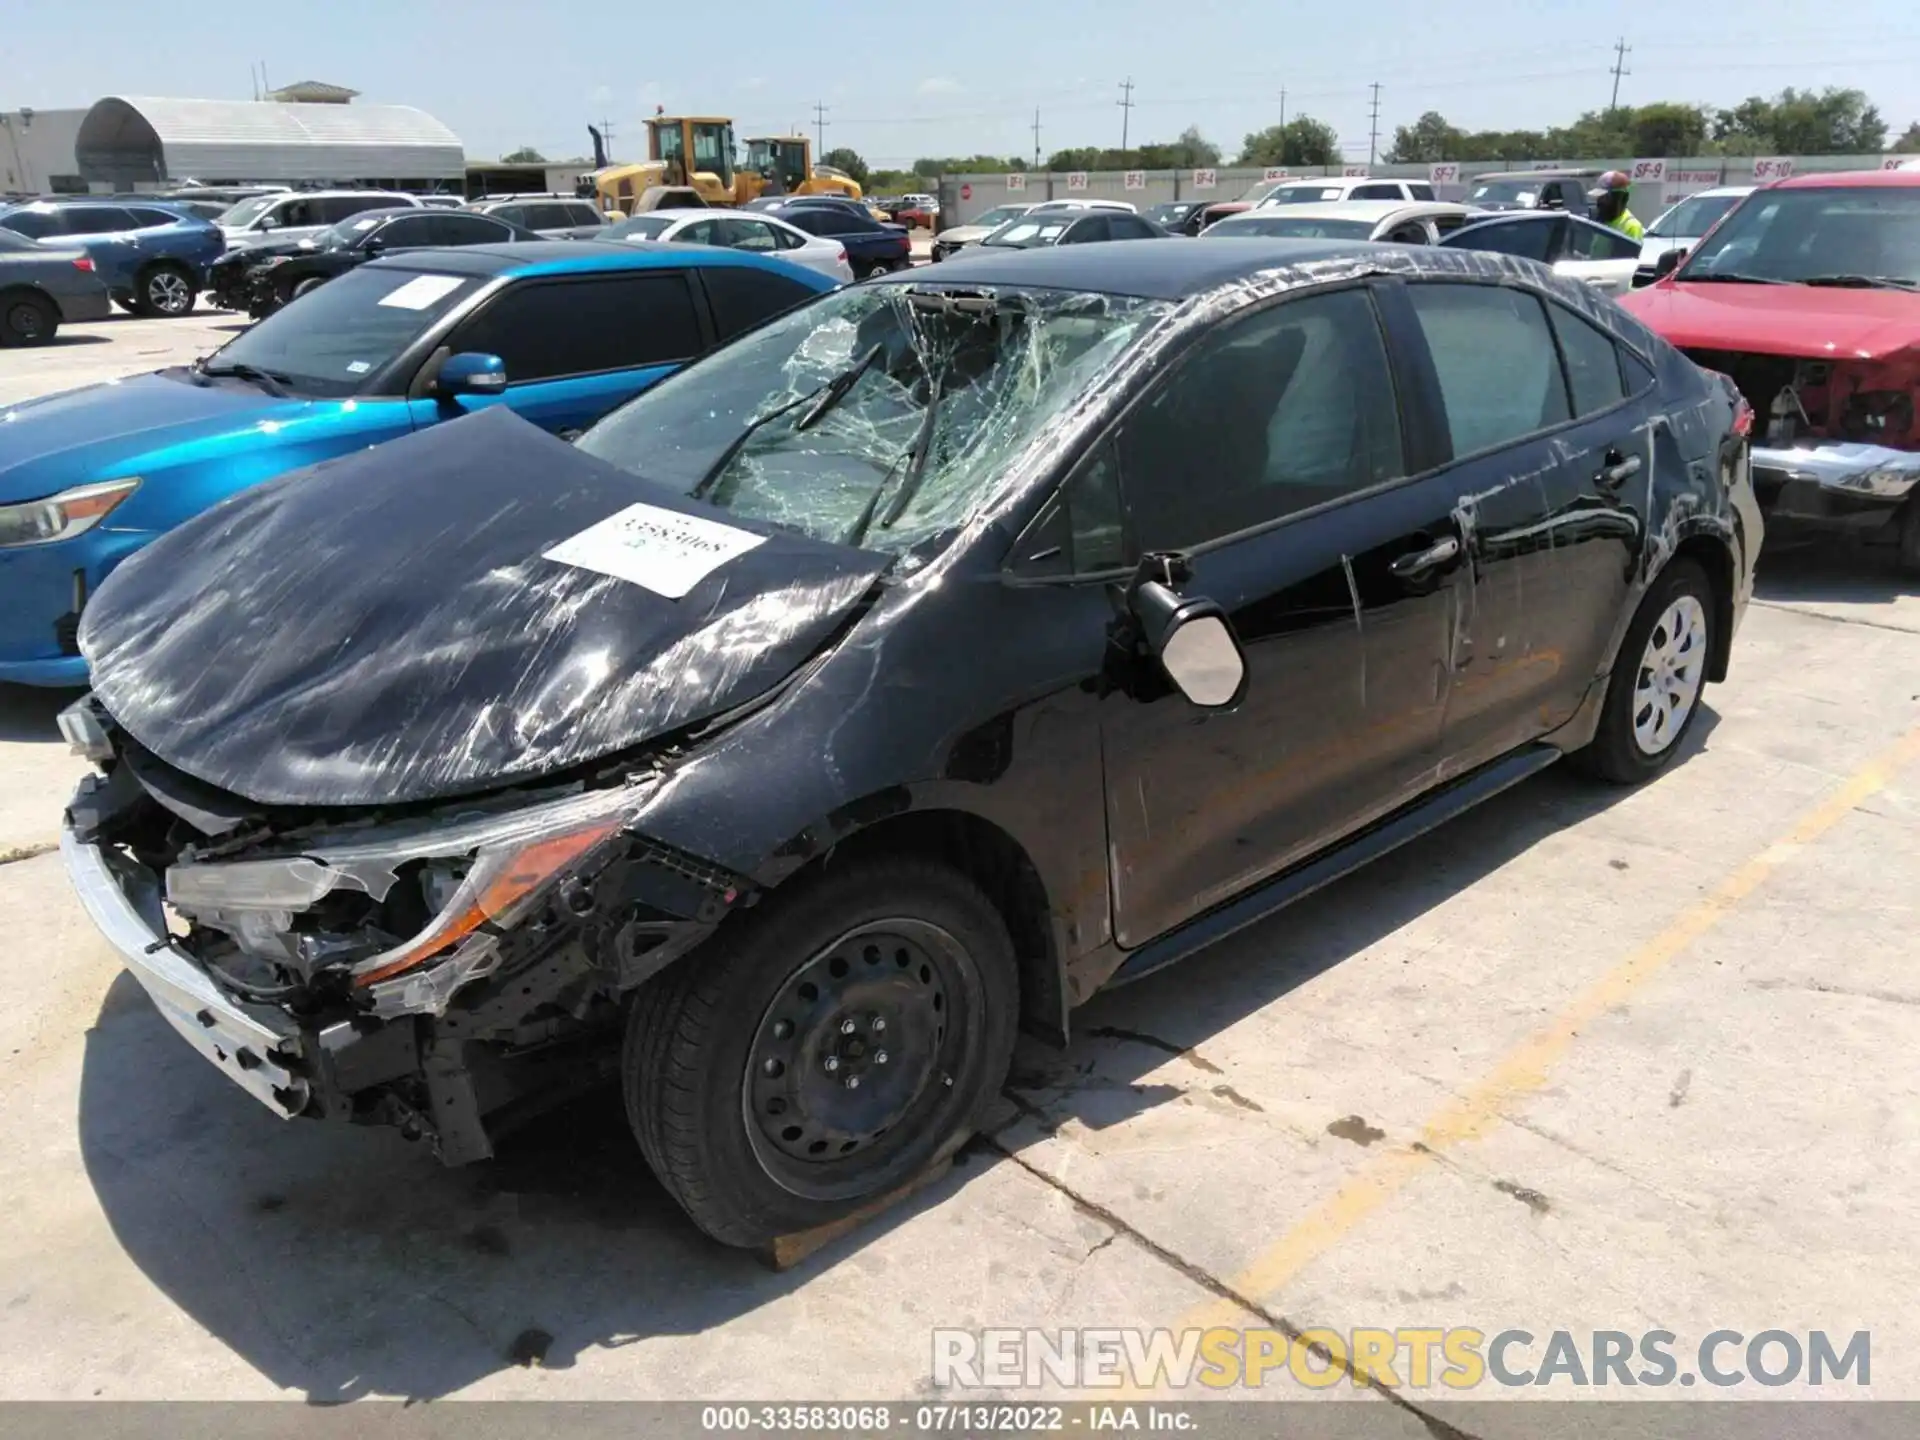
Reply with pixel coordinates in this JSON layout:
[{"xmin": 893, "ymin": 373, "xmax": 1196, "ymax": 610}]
[{"xmin": 543, "ymin": 501, "xmax": 769, "ymax": 599}]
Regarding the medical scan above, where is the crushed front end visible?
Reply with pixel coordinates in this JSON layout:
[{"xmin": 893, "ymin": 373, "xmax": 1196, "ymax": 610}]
[
  {"xmin": 58, "ymin": 696, "xmax": 751, "ymax": 1164},
  {"xmin": 1684, "ymin": 347, "xmax": 1920, "ymax": 549}
]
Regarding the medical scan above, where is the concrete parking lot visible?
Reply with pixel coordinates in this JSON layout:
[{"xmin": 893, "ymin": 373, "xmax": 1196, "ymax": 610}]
[{"xmin": 1, "ymin": 318, "xmax": 1917, "ymax": 1421}]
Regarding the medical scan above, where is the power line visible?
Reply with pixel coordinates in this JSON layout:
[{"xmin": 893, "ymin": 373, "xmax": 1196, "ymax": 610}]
[
  {"xmin": 1609, "ymin": 37, "xmax": 1632, "ymax": 111},
  {"xmin": 1118, "ymin": 77, "xmax": 1135, "ymax": 152},
  {"xmin": 1367, "ymin": 81, "xmax": 1382, "ymax": 166},
  {"xmin": 812, "ymin": 101, "xmax": 830, "ymax": 153}
]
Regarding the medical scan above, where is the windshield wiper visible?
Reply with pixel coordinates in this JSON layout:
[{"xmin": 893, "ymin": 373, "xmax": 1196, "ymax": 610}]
[
  {"xmin": 688, "ymin": 344, "xmax": 885, "ymax": 502},
  {"xmin": 195, "ymin": 360, "xmax": 292, "ymax": 397},
  {"xmin": 1677, "ymin": 272, "xmax": 1789, "ymax": 285},
  {"xmin": 1800, "ymin": 274, "xmax": 1918, "ymax": 290},
  {"xmin": 844, "ymin": 365, "xmax": 949, "ymax": 550}
]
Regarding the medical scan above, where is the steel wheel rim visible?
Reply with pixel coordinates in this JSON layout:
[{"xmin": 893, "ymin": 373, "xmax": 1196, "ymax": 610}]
[
  {"xmin": 1632, "ymin": 594, "xmax": 1707, "ymax": 756},
  {"xmin": 6, "ymin": 302, "xmax": 44, "ymax": 339},
  {"xmin": 149, "ymin": 271, "xmax": 190, "ymax": 313},
  {"xmin": 743, "ymin": 917, "xmax": 980, "ymax": 1201}
]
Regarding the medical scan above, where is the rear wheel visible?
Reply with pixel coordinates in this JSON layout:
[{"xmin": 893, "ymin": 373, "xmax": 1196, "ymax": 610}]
[
  {"xmin": 0, "ymin": 289, "xmax": 57, "ymax": 346},
  {"xmin": 291, "ymin": 275, "xmax": 328, "ymax": 300},
  {"xmin": 1570, "ymin": 558, "xmax": 1714, "ymax": 784},
  {"xmin": 623, "ymin": 858, "xmax": 1018, "ymax": 1248},
  {"xmin": 135, "ymin": 263, "xmax": 196, "ymax": 317}
]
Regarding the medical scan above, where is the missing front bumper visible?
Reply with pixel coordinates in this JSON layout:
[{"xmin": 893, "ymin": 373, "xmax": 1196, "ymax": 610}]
[
  {"xmin": 60, "ymin": 825, "xmax": 310, "ymax": 1118},
  {"xmin": 1751, "ymin": 440, "xmax": 1920, "ymax": 504}
]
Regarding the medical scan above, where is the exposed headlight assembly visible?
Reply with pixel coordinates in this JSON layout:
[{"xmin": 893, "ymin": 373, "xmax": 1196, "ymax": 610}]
[
  {"xmin": 0, "ymin": 477, "xmax": 140, "ymax": 548},
  {"xmin": 166, "ymin": 782, "xmax": 652, "ymax": 1017}
]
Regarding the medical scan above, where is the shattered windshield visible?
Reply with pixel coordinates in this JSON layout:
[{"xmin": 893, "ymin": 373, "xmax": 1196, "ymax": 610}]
[{"xmin": 575, "ymin": 283, "xmax": 1171, "ymax": 559}]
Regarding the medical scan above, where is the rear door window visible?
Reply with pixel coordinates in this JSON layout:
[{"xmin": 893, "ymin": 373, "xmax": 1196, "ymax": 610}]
[
  {"xmin": 65, "ymin": 207, "xmax": 140, "ymax": 234},
  {"xmin": 1405, "ymin": 282, "xmax": 1571, "ymax": 457},
  {"xmin": 1061, "ymin": 216, "xmax": 1110, "ymax": 244},
  {"xmin": 431, "ymin": 213, "xmax": 514, "ymax": 245},
  {"xmin": 702, "ymin": 266, "xmax": 817, "ymax": 341},
  {"xmin": 129, "ymin": 206, "xmax": 186, "ymax": 228},
  {"xmin": 372, "ymin": 214, "xmax": 441, "ymax": 249},
  {"xmin": 1352, "ymin": 183, "xmax": 1402, "ymax": 200},
  {"xmin": 0, "ymin": 209, "xmax": 62, "ymax": 239},
  {"xmin": 1546, "ymin": 301, "xmax": 1627, "ymax": 417},
  {"xmin": 447, "ymin": 271, "xmax": 704, "ymax": 381},
  {"xmin": 1565, "ymin": 220, "xmax": 1642, "ymax": 261},
  {"xmin": 1406, "ymin": 182, "xmax": 1436, "ymax": 201}
]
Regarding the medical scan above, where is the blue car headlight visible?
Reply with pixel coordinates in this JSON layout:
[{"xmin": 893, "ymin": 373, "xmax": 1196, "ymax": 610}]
[{"xmin": 0, "ymin": 478, "xmax": 141, "ymax": 548}]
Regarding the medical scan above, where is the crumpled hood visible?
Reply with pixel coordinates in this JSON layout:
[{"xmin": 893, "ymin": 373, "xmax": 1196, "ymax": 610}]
[
  {"xmin": 80, "ymin": 407, "xmax": 888, "ymax": 808},
  {"xmin": 935, "ymin": 224, "xmax": 995, "ymax": 246},
  {"xmin": 1622, "ymin": 281, "xmax": 1920, "ymax": 361},
  {"xmin": 0, "ymin": 371, "xmax": 292, "ymax": 504}
]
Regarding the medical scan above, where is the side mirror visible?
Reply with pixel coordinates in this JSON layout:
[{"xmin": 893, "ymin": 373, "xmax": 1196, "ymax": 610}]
[
  {"xmin": 1654, "ymin": 247, "xmax": 1687, "ymax": 280},
  {"xmin": 436, "ymin": 352, "xmax": 508, "ymax": 397},
  {"xmin": 1128, "ymin": 559, "xmax": 1248, "ymax": 709},
  {"xmin": 256, "ymin": 216, "xmax": 275, "ymax": 232}
]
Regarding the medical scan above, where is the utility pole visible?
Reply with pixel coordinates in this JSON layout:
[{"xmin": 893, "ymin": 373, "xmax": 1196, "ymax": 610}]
[
  {"xmin": 1608, "ymin": 38, "xmax": 1631, "ymax": 111},
  {"xmin": 812, "ymin": 102, "xmax": 829, "ymax": 154},
  {"xmin": 1118, "ymin": 77, "xmax": 1135, "ymax": 153},
  {"xmin": 1279, "ymin": 85, "xmax": 1287, "ymax": 135},
  {"xmin": 1367, "ymin": 82, "xmax": 1382, "ymax": 167},
  {"xmin": 1032, "ymin": 109, "xmax": 1042, "ymax": 168}
]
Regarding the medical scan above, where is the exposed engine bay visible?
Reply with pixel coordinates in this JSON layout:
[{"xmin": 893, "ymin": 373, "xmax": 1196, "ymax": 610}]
[
  {"xmin": 62, "ymin": 695, "xmax": 754, "ymax": 1164},
  {"xmin": 1684, "ymin": 348, "xmax": 1920, "ymax": 530}
]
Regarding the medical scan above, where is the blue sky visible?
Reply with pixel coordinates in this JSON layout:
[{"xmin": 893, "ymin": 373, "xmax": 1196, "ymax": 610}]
[{"xmin": 6, "ymin": 0, "xmax": 1917, "ymax": 166}]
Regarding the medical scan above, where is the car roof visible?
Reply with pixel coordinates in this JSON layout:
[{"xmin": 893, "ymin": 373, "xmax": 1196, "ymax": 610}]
[
  {"xmin": 1774, "ymin": 169, "xmax": 1920, "ymax": 190},
  {"xmin": 883, "ymin": 235, "xmax": 1458, "ymax": 298},
  {"xmin": 1473, "ymin": 169, "xmax": 1600, "ymax": 181},
  {"xmin": 1222, "ymin": 200, "xmax": 1471, "ymax": 223},
  {"xmin": 360, "ymin": 239, "xmax": 832, "ymax": 281}
]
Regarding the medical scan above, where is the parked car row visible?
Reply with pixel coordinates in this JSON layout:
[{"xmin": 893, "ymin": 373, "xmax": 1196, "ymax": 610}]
[{"xmin": 32, "ymin": 232, "xmax": 1759, "ymax": 1256}]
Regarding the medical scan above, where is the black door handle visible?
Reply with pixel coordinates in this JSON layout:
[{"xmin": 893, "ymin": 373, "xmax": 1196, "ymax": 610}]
[{"xmin": 1389, "ymin": 535, "xmax": 1462, "ymax": 579}]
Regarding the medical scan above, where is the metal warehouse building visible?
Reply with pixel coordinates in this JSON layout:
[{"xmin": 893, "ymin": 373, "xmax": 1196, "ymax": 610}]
[{"xmin": 4, "ymin": 87, "xmax": 463, "ymax": 193}]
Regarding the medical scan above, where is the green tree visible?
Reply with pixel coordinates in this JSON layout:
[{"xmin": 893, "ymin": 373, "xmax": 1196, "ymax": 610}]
[
  {"xmin": 501, "ymin": 146, "xmax": 547, "ymax": 164},
  {"xmin": 1236, "ymin": 115, "xmax": 1339, "ymax": 167},
  {"xmin": 820, "ymin": 147, "xmax": 870, "ymax": 187},
  {"xmin": 1627, "ymin": 102, "xmax": 1711, "ymax": 157},
  {"xmin": 1713, "ymin": 87, "xmax": 1886, "ymax": 154},
  {"xmin": 1386, "ymin": 111, "xmax": 1465, "ymax": 164},
  {"xmin": 913, "ymin": 154, "xmax": 1027, "ymax": 176},
  {"xmin": 1894, "ymin": 121, "xmax": 1920, "ymax": 153}
]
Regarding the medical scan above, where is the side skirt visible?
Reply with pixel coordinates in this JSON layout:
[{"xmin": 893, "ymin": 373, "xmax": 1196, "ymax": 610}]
[{"xmin": 1106, "ymin": 744, "xmax": 1562, "ymax": 991}]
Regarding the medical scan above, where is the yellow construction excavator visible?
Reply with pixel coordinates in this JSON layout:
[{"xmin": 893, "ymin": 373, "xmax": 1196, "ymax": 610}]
[{"xmin": 585, "ymin": 117, "xmax": 864, "ymax": 215}]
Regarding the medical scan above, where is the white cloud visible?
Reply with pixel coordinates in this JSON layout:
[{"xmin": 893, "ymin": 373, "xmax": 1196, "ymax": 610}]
[
  {"xmin": 917, "ymin": 77, "xmax": 964, "ymax": 97},
  {"xmin": 740, "ymin": 77, "xmax": 766, "ymax": 91}
]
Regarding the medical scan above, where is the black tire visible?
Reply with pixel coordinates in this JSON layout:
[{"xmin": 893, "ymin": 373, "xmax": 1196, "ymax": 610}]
[
  {"xmin": 623, "ymin": 858, "xmax": 1018, "ymax": 1248},
  {"xmin": 1897, "ymin": 497, "xmax": 1920, "ymax": 578},
  {"xmin": 1569, "ymin": 558, "xmax": 1714, "ymax": 784},
  {"xmin": 135, "ymin": 262, "xmax": 196, "ymax": 317},
  {"xmin": 0, "ymin": 288, "xmax": 57, "ymax": 347},
  {"xmin": 291, "ymin": 275, "xmax": 327, "ymax": 300}
]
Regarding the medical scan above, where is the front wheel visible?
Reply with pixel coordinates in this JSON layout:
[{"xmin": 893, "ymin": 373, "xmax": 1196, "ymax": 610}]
[
  {"xmin": 623, "ymin": 858, "xmax": 1018, "ymax": 1248},
  {"xmin": 1896, "ymin": 497, "xmax": 1920, "ymax": 578},
  {"xmin": 1570, "ymin": 558, "xmax": 1714, "ymax": 784}
]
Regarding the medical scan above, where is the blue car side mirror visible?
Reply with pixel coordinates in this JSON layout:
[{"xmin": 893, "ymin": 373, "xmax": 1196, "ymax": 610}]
[{"xmin": 436, "ymin": 352, "xmax": 508, "ymax": 397}]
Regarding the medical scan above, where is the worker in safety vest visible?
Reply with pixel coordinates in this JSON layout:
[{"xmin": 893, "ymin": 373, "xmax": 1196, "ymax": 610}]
[{"xmin": 1587, "ymin": 170, "xmax": 1645, "ymax": 240}]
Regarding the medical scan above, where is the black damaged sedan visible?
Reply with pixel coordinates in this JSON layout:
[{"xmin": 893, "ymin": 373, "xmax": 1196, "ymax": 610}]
[{"xmin": 61, "ymin": 240, "xmax": 1761, "ymax": 1249}]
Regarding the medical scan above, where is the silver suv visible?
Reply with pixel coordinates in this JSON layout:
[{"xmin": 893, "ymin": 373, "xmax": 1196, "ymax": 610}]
[
  {"xmin": 217, "ymin": 190, "xmax": 421, "ymax": 251},
  {"xmin": 466, "ymin": 195, "xmax": 608, "ymax": 239}
]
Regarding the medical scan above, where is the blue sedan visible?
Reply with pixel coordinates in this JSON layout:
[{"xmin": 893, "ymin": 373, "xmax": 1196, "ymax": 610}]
[
  {"xmin": 0, "ymin": 198, "xmax": 226, "ymax": 317},
  {"xmin": 0, "ymin": 240, "xmax": 834, "ymax": 685}
]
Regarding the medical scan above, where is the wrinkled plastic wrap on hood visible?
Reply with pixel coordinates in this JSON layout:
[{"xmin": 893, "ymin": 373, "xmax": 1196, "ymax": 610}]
[{"xmin": 80, "ymin": 407, "xmax": 887, "ymax": 807}]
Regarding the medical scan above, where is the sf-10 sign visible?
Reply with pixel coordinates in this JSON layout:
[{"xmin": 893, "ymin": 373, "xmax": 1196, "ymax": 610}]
[{"xmin": 1751, "ymin": 157, "xmax": 1795, "ymax": 181}]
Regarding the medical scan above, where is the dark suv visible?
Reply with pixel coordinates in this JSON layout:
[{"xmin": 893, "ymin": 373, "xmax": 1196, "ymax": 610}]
[{"xmin": 467, "ymin": 196, "xmax": 608, "ymax": 239}]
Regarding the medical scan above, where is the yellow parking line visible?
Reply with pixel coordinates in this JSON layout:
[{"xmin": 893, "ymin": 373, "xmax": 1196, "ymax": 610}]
[{"xmin": 1158, "ymin": 721, "xmax": 1920, "ymax": 1348}]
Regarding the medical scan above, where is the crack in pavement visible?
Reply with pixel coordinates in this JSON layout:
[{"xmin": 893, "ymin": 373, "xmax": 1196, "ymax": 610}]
[
  {"xmin": 1750, "ymin": 600, "xmax": 1920, "ymax": 637},
  {"xmin": 980, "ymin": 1131, "xmax": 1487, "ymax": 1440}
]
